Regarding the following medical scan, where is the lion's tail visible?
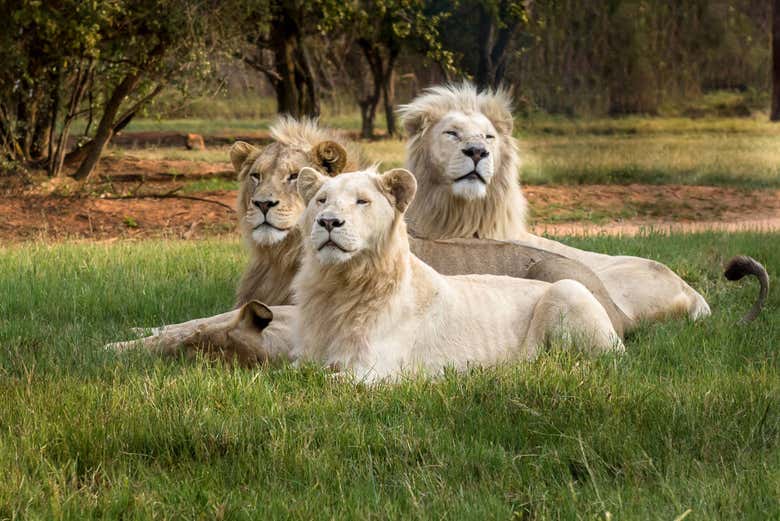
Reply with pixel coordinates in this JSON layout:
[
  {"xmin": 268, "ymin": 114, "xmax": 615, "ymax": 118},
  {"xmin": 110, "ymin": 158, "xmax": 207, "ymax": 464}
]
[{"xmin": 724, "ymin": 256, "xmax": 769, "ymax": 324}]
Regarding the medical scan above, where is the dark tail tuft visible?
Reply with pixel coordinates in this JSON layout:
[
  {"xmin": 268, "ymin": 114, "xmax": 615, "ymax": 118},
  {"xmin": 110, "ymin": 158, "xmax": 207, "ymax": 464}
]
[{"xmin": 724, "ymin": 255, "xmax": 769, "ymax": 324}]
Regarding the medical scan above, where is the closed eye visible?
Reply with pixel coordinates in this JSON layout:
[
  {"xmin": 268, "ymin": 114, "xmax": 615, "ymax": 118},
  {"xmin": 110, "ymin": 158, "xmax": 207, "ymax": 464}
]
[
  {"xmin": 485, "ymin": 134, "xmax": 495, "ymax": 140},
  {"xmin": 444, "ymin": 130, "xmax": 459, "ymax": 138},
  {"xmin": 317, "ymin": 197, "xmax": 326, "ymax": 204},
  {"xmin": 357, "ymin": 199, "xmax": 370, "ymax": 205}
]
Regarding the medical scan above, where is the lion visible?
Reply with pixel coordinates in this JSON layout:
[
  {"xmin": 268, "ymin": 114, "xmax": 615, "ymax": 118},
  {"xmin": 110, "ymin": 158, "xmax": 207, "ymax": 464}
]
[
  {"xmin": 398, "ymin": 83, "xmax": 769, "ymax": 328},
  {"xmin": 231, "ymin": 116, "xmax": 365, "ymax": 307},
  {"xmin": 288, "ymin": 166, "xmax": 623, "ymax": 381},
  {"xmin": 229, "ymin": 117, "xmax": 631, "ymax": 335}
]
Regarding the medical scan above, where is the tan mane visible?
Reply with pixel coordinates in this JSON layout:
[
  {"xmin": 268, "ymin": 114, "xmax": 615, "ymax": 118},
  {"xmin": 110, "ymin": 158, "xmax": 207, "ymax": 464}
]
[
  {"xmin": 234, "ymin": 117, "xmax": 364, "ymax": 307},
  {"xmin": 398, "ymin": 83, "xmax": 528, "ymax": 240}
]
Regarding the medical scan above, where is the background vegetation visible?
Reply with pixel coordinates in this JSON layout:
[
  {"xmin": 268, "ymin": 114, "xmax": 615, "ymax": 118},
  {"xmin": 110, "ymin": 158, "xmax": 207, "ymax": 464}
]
[{"xmin": 1, "ymin": 0, "xmax": 778, "ymax": 180}]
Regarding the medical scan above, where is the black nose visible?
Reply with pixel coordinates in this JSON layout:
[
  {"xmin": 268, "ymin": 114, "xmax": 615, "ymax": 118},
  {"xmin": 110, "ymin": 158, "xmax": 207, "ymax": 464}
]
[
  {"xmin": 317, "ymin": 217, "xmax": 345, "ymax": 231},
  {"xmin": 461, "ymin": 146, "xmax": 489, "ymax": 163},
  {"xmin": 252, "ymin": 199, "xmax": 279, "ymax": 214}
]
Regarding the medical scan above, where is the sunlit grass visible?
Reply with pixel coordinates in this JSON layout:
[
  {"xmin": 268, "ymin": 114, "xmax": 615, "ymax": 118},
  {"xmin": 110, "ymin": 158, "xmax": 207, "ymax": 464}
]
[
  {"xmin": 100, "ymin": 115, "xmax": 780, "ymax": 188},
  {"xmin": 0, "ymin": 233, "xmax": 777, "ymax": 518}
]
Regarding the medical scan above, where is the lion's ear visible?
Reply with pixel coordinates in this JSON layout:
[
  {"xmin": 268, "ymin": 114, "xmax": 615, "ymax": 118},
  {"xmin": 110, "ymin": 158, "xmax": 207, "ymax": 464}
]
[
  {"xmin": 310, "ymin": 140, "xmax": 347, "ymax": 175},
  {"xmin": 298, "ymin": 167, "xmax": 328, "ymax": 205},
  {"xmin": 380, "ymin": 168, "xmax": 417, "ymax": 213},
  {"xmin": 478, "ymin": 87, "xmax": 514, "ymax": 136},
  {"xmin": 230, "ymin": 141, "xmax": 259, "ymax": 174},
  {"xmin": 397, "ymin": 104, "xmax": 429, "ymax": 137},
  {"xmin": 238, "ymin": 300, "xmax": 273, "ymax": 333}
]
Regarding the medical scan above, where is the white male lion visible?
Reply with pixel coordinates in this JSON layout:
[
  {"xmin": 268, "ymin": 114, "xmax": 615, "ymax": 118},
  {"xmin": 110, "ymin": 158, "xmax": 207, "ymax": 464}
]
[
  {"xmin": 291, "ymin": 166, "xmax": 623, "ymax": 381},
  {"xmin": 399, "ymin": 83, "xmax": 718, "ymax": 328}
]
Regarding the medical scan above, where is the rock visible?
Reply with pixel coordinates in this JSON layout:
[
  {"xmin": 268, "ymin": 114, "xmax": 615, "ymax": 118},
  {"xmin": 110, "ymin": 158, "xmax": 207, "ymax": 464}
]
[{"xmin": 185, "ymin": 133, "xmax": 206, "ymax": 151}]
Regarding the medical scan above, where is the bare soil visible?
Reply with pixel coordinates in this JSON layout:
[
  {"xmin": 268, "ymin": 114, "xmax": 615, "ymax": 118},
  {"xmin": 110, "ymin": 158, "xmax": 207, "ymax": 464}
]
[{"xmin": 1, "ymin": 156, "xmax": 778, "ymax": 242}]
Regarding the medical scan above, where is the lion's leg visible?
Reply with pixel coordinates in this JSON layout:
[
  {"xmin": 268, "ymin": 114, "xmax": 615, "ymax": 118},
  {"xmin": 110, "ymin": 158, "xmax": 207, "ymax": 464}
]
[
  {"xmin": 105, "ymin": 310, "xmax": 240, "ymax": 355},
  {"xmin": 128, "ymin": 311, "xmax": 238, "ymax": 337},
  {"xmin": 524, "ymin": 279, "xmax": 625, "ymax": 357},
  {"xmin": 517, "ymin": 234, "xmax": 710, "ymax": 325},
  {"xmin": 595, "ymin": 261, "xmax": 711, "ymax": 324},
  {"xmin": 527, "ymin": 257, "xmax": 630, "ymax": 338}
]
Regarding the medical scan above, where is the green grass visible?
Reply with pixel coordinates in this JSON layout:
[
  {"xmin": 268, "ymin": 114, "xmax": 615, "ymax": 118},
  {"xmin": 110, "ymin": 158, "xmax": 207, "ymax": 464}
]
[
  {"xmin": 109, "ymin": 115, "xmax": 780, "ymax": 189},
  {"xmin": 1, "ymin": 232, "xmax": 778, "ymax": 519}
]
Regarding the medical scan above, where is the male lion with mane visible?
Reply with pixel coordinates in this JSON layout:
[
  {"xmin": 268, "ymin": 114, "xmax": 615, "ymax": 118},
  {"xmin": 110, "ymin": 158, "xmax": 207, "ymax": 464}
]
[
  {"xmin": 231, "ymin": 116, "xmax": 365, "ymax": 306},
  {"xmin": 398, "ymin": 83, "xmax": 768, "ymax": 329}
]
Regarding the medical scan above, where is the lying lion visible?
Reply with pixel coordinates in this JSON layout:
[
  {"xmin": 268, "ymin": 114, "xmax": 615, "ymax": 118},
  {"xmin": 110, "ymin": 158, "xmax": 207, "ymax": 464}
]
[
  {"xmin": 290, "ymin": 166, "xmax": 624, "ymax": 380},
  {"xmin": 398, "ymin": 83, "xmax": 768, "ymax": 328},
  {"xmin": 113, "ymin": 167, "xmax": 624, "ymax": 378},
  {"xmin": 230, "ymin": 116, "xmax": 630, "ymax": 334}
]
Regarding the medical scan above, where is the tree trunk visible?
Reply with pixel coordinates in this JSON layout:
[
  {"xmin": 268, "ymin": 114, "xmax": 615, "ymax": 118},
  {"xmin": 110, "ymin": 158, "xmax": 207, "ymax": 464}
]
[
  {"xmin": 51, "ymin": 59, "xmax": 93, "ymax": 177},
  {"xmin": 475, "ymin": 2, "xmax": 521, "ymax": 90},
  {"xmin": 71, "ymin": 73, "xmax": 140, "ymax": 180},
  {"xmin": 266, "ymin": 10, "xmax": 320, "ymax": 118},
  {"xmin": 64, "ymin": 81, "xmax": 161, "ymax": 169},
  {"xmin": 357, "ymin": 40, "xmax": 385, "ymax": 139},
  {"xmin": 359, "ymin": 98, "xmax": 377, "ymax": 140},
  {"xmin": 772, "ymin": 0, "xmax": 780, "ymax": 121},
  {"xmin": 382, "ymin": 50, "xmax": 398, "ymax": 137},
  {"xmin": 476, "ymin": 6, "xmax": 495, "ymax": 91}
]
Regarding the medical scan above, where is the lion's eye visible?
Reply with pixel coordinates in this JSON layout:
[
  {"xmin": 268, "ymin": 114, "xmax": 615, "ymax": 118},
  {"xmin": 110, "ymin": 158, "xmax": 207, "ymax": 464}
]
[
  {"xmin": 485, "ymin": 134, "xmax": 495, "ymax": 140},
  {"xmin": 444, "ymin": 130, "xmax": 459, "ymax": 138},
  {"xmin": 249, "ymin": 173, "xmax": 260, "ymax": 183},
  {"xmin": 316, "ymin": 197, "xmax": 326, "ymax": 204},
  {"xmin": 288, "ymin": 172, "xmax": 299, "ymax": 182},
  {"xmin": 357, "ymin": 199, "xmax": 370, "ymax": 205}
]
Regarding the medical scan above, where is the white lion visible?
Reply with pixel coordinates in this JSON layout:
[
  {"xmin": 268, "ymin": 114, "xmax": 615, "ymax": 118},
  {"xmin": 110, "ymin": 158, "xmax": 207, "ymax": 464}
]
[
  {"xmin": 290, "ymin": 166, "xmax": 623, "ymax": 381},
  {"xmin": 398, "ymin": 83, "xmax": 713, "ymax": 328}
]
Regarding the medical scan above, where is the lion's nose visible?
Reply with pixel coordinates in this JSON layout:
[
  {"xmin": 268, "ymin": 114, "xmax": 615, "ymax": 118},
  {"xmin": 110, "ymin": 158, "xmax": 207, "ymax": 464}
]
[
  {"xmin": 252, "ymin": 199, "xmax": 279, "ymax": 215},
  {"xmin": 461, "ymin": 146, "xmax": 489, "ymax": 164},
  {"xmin": 317, "ymin": 217, "xmax": 345, "ymax": 231}
]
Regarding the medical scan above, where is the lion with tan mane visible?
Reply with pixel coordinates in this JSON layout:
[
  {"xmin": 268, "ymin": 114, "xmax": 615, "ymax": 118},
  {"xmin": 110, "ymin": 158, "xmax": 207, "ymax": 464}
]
[
  {"xmin": 398, "ymin": 83, "xmax": 768, "ymax": 329},
  {"xmin": 231, "ymin": 117, "xmax": 365, "ymax": 306},
  {"xmin": 229, "ymin": 117, "xmax": 630, "ymax": 333}
]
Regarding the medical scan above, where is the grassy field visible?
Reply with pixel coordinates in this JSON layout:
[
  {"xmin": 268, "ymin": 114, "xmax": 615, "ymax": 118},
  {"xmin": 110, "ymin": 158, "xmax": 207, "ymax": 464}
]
[
  {"xmin": 1, "ymin": 232, "xmax": 777, "ymax": 519},
  {"xmin": 114, "ymin": 116, "xmax": 780, "ymax": 189}
]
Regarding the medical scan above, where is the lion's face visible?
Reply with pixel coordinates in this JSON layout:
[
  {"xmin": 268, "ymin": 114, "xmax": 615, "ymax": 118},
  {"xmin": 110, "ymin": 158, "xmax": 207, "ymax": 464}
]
[
  {"xmin": 297, "ymin": 168, "xmax": 417, "ymax": 265},
  {"xmin": 231, "ymin": 140, "xmax": 348, "ymax": 246},
  {"xmin": 423, "ymin": 110, "xmax": 500, "ymax": 200}
]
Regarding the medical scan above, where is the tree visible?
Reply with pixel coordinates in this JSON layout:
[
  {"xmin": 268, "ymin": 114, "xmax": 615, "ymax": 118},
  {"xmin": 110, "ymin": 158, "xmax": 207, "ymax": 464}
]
[
  {"xmin": 240, "ymin": 1, "xmax": 352, "ymax": 118},
  {"xmin": 348, "ymin": 0, "xmax": 454, "ymax": 138},
  {"xmin": 0, "ymin": 0, "xmax": 234, "ymax": 179},
  {"xmin": 431, "ymin": 0, "xmax": 528, "ymax": 91}
]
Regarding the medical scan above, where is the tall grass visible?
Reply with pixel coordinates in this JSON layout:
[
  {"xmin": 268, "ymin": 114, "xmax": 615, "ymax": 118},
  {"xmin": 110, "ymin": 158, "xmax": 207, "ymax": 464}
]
[{"xmin": 1, "ymin": 232, "xmax": 777, "ymax": 518}]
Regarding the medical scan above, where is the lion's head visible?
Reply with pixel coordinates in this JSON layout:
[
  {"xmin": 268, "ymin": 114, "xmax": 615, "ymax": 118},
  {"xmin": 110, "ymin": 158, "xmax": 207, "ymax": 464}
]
[
  {"xmin": 297, "ymin": 167, "xmax": 417, "ymax": 265},
  {"xmin": 230, "ymin": 117, "xmax": 354, "ymax": 247},
  {"xmin": 398, "ymin": 83, "xmax": 527, "ymax": 240}
]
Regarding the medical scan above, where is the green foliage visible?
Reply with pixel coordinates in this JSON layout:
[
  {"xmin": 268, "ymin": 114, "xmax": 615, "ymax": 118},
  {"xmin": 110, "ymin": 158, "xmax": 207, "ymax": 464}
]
[
  {"xmin": 513, "ymin": 0, "xmax": 771, "ymax": 116},
  {"xmin": 0, "ymin": 233, "xmax": 777, "ymax": 517},
  {"xmin": 0, "ymin": 0, "xmax": 239, "ymax": 168}
]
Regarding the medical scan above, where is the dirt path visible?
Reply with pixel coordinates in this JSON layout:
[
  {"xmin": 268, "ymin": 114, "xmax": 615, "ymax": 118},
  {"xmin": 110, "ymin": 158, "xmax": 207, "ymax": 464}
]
[{"xmin": 0, "ymin": 182, "xmax": 777, "ymax": 242}]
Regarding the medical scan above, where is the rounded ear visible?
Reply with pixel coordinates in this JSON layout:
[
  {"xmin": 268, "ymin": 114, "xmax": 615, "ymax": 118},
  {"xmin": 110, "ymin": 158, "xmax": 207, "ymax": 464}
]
[
  {"xmin": 297, "ymin": 167, "xmax": 328, "ymax": 205},
  {"xmin": 380, "ymin": 168, "xmax": 417, "ymax": 213},
  {"xmin": 230, "ymin": 141, "xmax": 259, "ymax": 174},
  {"xmin": 310, "ymin": 140, "xmax": 347, "ymax": 175},
  {"xmin": 478, "ymin": 87, "xmax": 514, "ymax": 136},
  {"xmin": 238, "ymin": 300, "xmax": 273, "ymax": 332},
  {"xmin": 397, "ymin": 104, "xmax": 429, "ymax": 137}
]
